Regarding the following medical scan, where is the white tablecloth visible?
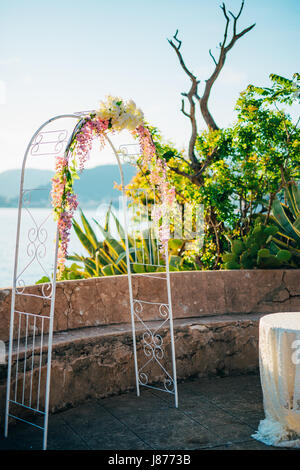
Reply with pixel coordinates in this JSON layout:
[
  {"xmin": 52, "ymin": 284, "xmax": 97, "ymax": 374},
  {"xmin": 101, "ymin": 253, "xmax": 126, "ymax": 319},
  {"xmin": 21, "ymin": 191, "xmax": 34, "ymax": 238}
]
[{"xmin": 252, "ymin": 312, "xmax": 300, "ymax": 448}]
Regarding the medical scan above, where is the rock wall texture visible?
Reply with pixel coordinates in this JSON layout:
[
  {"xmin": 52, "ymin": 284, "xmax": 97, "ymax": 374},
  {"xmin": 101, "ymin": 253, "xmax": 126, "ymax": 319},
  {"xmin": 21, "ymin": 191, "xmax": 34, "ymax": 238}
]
[
  {"xmin": 0, "ymin": 314, "xmax": 261, "ymax": 419},
  {"xmin": 0, "ymin": 270, "xmax": 299, "ymax": 419},
  {"xmin": 0, "ymin": 269, "xmax": 299, "ymax": 342}
]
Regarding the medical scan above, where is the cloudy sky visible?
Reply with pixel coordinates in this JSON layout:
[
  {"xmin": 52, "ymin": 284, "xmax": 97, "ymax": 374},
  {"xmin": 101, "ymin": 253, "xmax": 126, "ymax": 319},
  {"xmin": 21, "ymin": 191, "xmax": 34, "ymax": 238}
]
[{"xmin": 0, "ymin": 0, "xmax": 299, "ymax": 172}]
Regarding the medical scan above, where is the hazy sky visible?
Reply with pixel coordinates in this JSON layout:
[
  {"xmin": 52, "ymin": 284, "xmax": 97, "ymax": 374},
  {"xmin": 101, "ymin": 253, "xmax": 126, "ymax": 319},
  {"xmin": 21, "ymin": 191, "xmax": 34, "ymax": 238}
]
[{"xmin": 0, "ymin": 0, "xmax": 299, "ymax": 173}]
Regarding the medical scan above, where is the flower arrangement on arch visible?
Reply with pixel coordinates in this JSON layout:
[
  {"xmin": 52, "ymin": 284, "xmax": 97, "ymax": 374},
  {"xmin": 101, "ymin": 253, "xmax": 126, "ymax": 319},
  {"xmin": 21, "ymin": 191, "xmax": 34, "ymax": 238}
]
[{"xmin": 51, "ymin": 96, "xmax": 175, "ymax": 277}]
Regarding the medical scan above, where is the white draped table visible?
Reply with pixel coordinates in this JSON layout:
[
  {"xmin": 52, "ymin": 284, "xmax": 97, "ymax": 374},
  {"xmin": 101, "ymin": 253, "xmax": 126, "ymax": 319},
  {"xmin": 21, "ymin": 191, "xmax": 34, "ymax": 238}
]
[{"xmin": 252, "ymin": 312, "xmax": 300, "ymax": 448}]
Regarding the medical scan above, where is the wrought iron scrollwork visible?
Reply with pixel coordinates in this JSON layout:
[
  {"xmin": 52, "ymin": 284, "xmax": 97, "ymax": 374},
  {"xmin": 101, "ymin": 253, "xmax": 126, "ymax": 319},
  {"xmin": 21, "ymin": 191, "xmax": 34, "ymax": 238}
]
[
  {"xmin": 118, "ymin": 144, "xmax": 140, "ymax": 165},
  {"xmin": 15, "ymin": 190, "xmax": 53, "ymax": 300},
  {"xmin": 133, "ymin": 300, "xmax": 175, "ymax": 394},
  {"xmin": 31, "ymin": 129, "xmax": 68, "ymax": 156}
]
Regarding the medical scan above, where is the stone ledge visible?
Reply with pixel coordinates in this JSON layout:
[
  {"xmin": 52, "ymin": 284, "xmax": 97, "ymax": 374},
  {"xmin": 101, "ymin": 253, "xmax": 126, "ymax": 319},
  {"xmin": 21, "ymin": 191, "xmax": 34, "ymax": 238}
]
[
  {"xmin": 1, "ymin": 270, "xmax": 299, "ymax": 342},
  {"xmin": 0, "ymin": 313, "xmax": 263, "ymax": 419}
]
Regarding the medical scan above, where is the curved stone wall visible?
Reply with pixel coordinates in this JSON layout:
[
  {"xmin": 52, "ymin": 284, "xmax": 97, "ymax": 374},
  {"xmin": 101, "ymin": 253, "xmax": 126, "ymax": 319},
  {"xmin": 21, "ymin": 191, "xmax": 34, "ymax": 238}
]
[{"xmin": 0, "ymin": 269, "xmax": 299, "ymax": 342}]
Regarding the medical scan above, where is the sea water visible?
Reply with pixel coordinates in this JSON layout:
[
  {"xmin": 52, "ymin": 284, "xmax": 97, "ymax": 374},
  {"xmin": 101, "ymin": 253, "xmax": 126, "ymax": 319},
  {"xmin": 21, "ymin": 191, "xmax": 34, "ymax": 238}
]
[{"xmin": 0, "ymin": 206, "xmax": 122, "ymax": 288}]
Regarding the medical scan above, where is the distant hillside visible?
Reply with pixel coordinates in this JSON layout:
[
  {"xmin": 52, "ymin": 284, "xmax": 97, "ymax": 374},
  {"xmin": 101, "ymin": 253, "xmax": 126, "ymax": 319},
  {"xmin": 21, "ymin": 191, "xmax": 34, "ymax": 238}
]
[
  {"xmin": 0, "ymin": 168, "xmax": 54, "ymax": 199},
  {"xmin": 74, "ymin": 164, "xmax": 136, "ymax": 207},
  {"xmin": 0, "ymin": 164, "xmax": 137, "ymax": 208}
]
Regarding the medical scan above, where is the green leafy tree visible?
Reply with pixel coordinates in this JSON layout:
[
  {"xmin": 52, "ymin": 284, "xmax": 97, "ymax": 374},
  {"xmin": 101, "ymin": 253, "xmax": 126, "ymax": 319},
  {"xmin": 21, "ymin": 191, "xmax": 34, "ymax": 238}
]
[
  {"xmin": 129, "ymin": 73, "xmax": 299, "ymax": 269},
  {"xmin": 229, "ymin": 73, "xmax": 300, "ymax": 233}
]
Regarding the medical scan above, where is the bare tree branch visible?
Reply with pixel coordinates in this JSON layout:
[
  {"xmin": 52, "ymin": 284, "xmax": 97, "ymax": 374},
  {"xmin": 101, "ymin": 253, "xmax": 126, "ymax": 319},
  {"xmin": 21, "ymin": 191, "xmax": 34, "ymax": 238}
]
[
  {"xmin": 166, "ymin": 0, "xmax": 255, "ymax": 252},
  {"xmin": 169, "ymin": 1, "xmax": 255, "ymax": 133},
  {"xmin": 169, "ymin": 145, "xmax": 219, "ymax": 188},
  {"xmin": 169, "ymin": 165, "xmax": 203, "ymax": 187},
  {"xmin": 168, "ymin": 30, "xmax": 197, "ymax": 82},
  {"xmin": 193, "ymin": 147, "xmax": 220, "ymax": 177},
  {"xmin": 181, "ymin": 98, "xmax": 191, "ymax": 118},
  {"xmin": 209, "ymin": 49, "xmax": 217, "ymax": 66},
  {"xmin": 199, "ymin": 2, "xmax": 255, "ymax": 130},
  {"xmin": 220, "ymin": 2, "xmax": 230, "ymax": 49},
  {"xmin": 168, "ymin": 30, "xmax": 201, "ymax": 167},
  {"xmin": 228, "ymin": 0, "xmax": 245, "ymax": 37}
]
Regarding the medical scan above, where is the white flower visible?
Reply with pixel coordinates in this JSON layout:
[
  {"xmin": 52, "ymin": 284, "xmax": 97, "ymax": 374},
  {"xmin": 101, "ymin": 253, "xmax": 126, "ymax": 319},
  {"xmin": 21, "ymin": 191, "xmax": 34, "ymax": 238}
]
[{"xmin": 96, "ymin": 96, "xmax": 144, "ymax": 131}]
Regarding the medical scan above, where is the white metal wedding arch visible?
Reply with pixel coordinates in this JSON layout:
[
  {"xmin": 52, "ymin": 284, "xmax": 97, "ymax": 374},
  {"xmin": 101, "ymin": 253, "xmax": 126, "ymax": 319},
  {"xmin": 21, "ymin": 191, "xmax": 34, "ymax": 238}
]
[{"xmin": 4, "ymin": 112, "xmax": 178, "ymax": 450}]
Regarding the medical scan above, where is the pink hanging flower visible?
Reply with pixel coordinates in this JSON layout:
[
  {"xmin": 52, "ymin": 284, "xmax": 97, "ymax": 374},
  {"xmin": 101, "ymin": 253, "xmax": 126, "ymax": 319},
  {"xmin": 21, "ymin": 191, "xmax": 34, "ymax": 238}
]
[{"xmin": 51, "ymin": 104, "xmax": 175, "ymax": 277}]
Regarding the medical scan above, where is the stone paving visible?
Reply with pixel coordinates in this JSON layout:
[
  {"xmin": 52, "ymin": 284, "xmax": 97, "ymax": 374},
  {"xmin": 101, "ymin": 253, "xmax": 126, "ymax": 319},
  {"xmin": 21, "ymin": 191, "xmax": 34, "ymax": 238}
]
[{"xmin": 0, "ymin": 374, "xmax": 283, "ymax": 450}]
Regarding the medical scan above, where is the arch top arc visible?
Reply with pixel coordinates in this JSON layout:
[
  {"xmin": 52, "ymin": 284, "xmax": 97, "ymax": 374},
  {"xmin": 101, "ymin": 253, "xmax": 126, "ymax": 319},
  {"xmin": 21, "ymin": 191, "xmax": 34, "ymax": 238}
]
[{"xmin": 21, "ymin": 112, "xmax": 125, "ymax": 192}]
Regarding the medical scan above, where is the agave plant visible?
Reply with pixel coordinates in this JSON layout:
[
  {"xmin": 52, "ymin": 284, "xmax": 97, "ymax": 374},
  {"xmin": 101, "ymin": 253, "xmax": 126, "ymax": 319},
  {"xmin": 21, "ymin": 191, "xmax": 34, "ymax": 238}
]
[
  {"xmin": 35, "ymin": 206, "xmax": 195, "ymax": 284},
  {"xmin": 268, "ymin": 182, "xmax": 300, "ymax": 267},
  {"xmin": 69, "ymin": 208, "xmax": 127, "ymax": 277},
  {"xmin": 66, "ymin": 207, "xmax": 186, "ymax": 278}
]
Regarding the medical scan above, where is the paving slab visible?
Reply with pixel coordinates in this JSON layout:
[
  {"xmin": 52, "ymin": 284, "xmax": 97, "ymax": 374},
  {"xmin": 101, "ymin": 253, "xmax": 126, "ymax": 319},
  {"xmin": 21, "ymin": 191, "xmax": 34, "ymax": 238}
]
[{"xmin": 0, "ymin": 374, "xmax": 288, "ymax": 450}]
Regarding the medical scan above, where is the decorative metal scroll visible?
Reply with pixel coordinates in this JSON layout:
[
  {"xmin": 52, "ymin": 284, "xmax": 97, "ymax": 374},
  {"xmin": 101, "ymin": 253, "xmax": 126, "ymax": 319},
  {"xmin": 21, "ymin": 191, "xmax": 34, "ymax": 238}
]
[
  {"xmin": 118, "ymin": 143, "xmax": 141, "ymax": 165},
  {"xmin": 123, "ymin": 188, "xmax": 178, "ymax": 407},
  {"xmin": 15, "ymin": 190, "xmax": 53, "ymax": 294},
  {"xmin": 31, "ymin": 129, "xmax": 69, "ymax": 156},
  {"xmin": 133, "ymin": 301, "xmax": 176, "ymax": 395}
]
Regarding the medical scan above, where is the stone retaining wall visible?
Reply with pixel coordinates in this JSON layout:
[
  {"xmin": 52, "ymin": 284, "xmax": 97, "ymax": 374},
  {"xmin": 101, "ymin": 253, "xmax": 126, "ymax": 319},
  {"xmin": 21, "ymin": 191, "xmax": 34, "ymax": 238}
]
[
  {"xmin": 0, "ymin": 270, "xmax": 299, "ymax": 418},
  {"xmin": 0, "ymin": 269, "xmax": 299, "ymax": 342},
  {"xmin": 0, "ymin": 314, "xmax": 261, "ymax": 419}
]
